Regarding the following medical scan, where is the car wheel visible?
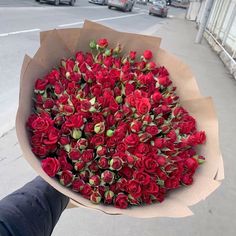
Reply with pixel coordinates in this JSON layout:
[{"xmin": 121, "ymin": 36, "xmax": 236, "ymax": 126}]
[
  {"xmin": 54, "ymin": 0, "xmax": 60, "ymax": 6},
  {"xmin": 108, "ymin": 5, "xmax": 111, "ymax": 9},
  {"xmin": 70, "ymin": 0, "xmax": 75, "ymax": 6},
  {"xmin": 149, "ymin": 12, "xmax": 152, "ymax": 15}
]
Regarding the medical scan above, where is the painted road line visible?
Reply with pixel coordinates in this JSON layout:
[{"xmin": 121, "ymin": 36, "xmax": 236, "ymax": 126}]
[
  {"xmin": 0, "ymin": 28, "xmax": 40, "ymax": 37},
  {"xmin": 58, "ymin": 13, "xmax": 145, "ymax": 27}
]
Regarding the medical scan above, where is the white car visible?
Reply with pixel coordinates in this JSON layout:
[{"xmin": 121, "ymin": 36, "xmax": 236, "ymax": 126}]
[
  {"xmin": 35, "ymin": 0, "xmax": 76, "ymax": 6},
  {"xmin": 107, "ymin": 0, "xmax": 135, "ymax": 12}
]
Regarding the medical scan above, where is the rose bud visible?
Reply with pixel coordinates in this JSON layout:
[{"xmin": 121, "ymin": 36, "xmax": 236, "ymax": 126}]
[
  {"xmin": 94, "ymin": 122, "xmax": 105, "ymax": 134},
  {"xmin": 106, "ymin": 129, "xmax": 114, "ymax": 137},
  {"xmin": 75, "ymin": 138, "xmax": 88, "ymax": 150},
  {"xmin": 79, "ymin": 170, "xmax": 90, "ymax": 182},
  {"xmin": 128, "ymin": 194, "xmax": 139, "ymax": 205},
  {"xmin": 59, "ymin": 170, "xmax": 74, "ymax": 187},
  {"xmin": 114, "ymin": 110, "xmax": 123, "ymax": 121},
  {"xmin": 115, "ymin": 96, "xmax": 123, "ymax": 104},
  {"xmin": 89, "ymin": 175, "xmax": 101, "ymax": 186},
  {"xmin": 146, "ymin": 125, "xmax": 159, "ymax": 136},
  {"xmin": 54, "ymin": 115, "xmax": 65, "ymax": 126},
  {"xmin": 96, "ymin": 146, "xmax": 107, "ymax": 156},
  {"xmin": 127, "ymin": 155, "xmax": 135, "ymax": 165},
  {"xmin": 114, "ymin": 193, "xmax": 128, "ymax": 209},
  {"xmin": 88, "ymin": 161, "xmax": 99, "ymax": 172},
  {"xmin": 42, "ymin": 157, "xmax": 60, "ymax": 177},
  {"xmin": 143, "ymin": 50, "xmax": 153, "ymax": 60},
  {"xmin": 184, "ymin": 158, "xmax": 198, "ymax": 171},
  {"xmin": 69, "ymin": 149, "xmax": 81, "ymax": 161},
  {"xmin": 90, "ymin": 191, "xmax": 102, "ymax": 204},
  {"xmin": 139, "ymin": 132, "xmax": 152, "ymax": 142},
  {"xmin": 110, "ymin": 157, "xmax": 123, "ymax": 171},
  {"xmin": 181, "ymin": 174, "xmax": 193, "ymax": 185},
  {"xmin": 98, "ymin": 157, "xmax": 109, "ymax": 169},
  {"xmin": 129, "ymin": 51, "xmax": 136, "ymax": 60},
  {"xmin": 81, "ymin": 149, "xmax": 94, "ymax": 163},
  {"xmin": 142, "ymin": 115, "xmax": 153, "ymax": 124},
  {"xmin": 59, "ymin": 136, "xmax": 70, "ymax": 146},
  {"xmin": 156, "ymin": 156, "xmax": 166, "ymax": 166},
  {"xmin": 72, "ymin": 179, "xmax": 84, "ymax": 192},
  {"xmin": 104, "ymin": 190, "xmax": 114, "ymax": 204},
  {"xmin": 146, "ymin": 61, "xmax": 156, "ymax": 70},
  {"xmin": 71, "ymin": 129, "xmax": 82, "ymax": 139},
  {"xmin": 101, "ymin": 170, "xmax": 115, "ymax": 184},
  {"xmin": 74, "ymin": 160, "xmax": 85, "ymax": 171},
  {"xmin": 130, "ymin": 120, "xmax": 142, "ymax": 133},
  {"xmin": 97, "ymin": 38, "xmax": 108, "ymax": 48}
]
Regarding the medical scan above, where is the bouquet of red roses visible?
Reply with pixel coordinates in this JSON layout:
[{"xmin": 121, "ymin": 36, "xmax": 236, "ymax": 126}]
[{"xmin": 16, "ymin": 21, "xmax": 223, "ymax": 217}]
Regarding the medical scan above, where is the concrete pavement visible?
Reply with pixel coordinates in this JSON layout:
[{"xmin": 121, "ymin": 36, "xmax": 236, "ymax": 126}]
[{"xmin": 0, "ymin": 2, "xmax": 236, "ymax": 236}]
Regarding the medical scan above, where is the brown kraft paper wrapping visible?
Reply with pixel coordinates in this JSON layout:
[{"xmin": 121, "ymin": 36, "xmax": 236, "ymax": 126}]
[{"xmin": 16, "ymin": 21, "xmax": 224, "ymax": 218}]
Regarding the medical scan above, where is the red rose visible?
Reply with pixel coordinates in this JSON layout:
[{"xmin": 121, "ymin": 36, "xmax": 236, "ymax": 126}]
[
  {"xmin": 130, "ymin": 120, "xmax": 142, "ymax": 133},
  {"xmin": 58, "ymin": 155, "xmax": 73, "ymax": 171},
  {"xmin": 42, "ymin": 157, "xmax": 60, "ymax": 177},
  {"xmin": 35, "ymin": 78, "xmax": 48, "ymax": 91},
  {"xmin": 98, "ymin": 157, "xmax": 109, "ymax": 169},
  {"xmin": 110, "ymin": 157, "xmax": 123, "ymax": 171},
  {"xmin": 91, "ymin": 84, "xmax": 102, "ymax": 97},
  {"xmin": 143, "ymin": 181, "xmax": 159, "ymax": 194},
  {"xmin": 88, "ymin": 161, "xmax": 99, "ymax": 172},
  {"xmin": 156, "ymin": 156, "xmax": 166, "ymax": 166},
  {"xmin": 158, "ymin": 76, "xmax": 170, "ymax": 87},
  {"xmin": 59, "ymin": 136, "xmax": 70, "ymax": 146},
  {"xmin": 137, "ymin": 143, "xmax": 149, "ymax": 155},
  {"xmin": 152, "ymin": 91, "xmax": 162, "ymax": 103},
  {"xmin": 185, "ymin": 158, "xmax": 198, "ymax": 171},
  {"xmin": 97, "ymin": 38, "xmax": 108, "ymax": 48},
  {"xmin": 75, "ymin": 138, "xmax": 88, "ymax": 150},
  {"xmin": 143, "ymin": 157, "xmax": 158, "ymax": 174},
  {"xmin": 31, "ymin": 116, "xmax": 52, "ymax": 132},
  {"xmin": 104, "ymin": 190, "xmax": 114, "ymax": 204},
  {"xmin": 81, "ymin": 149, "xmax": 94, "ymax": 163},
  {"xmin": 116, "ymin": 142, "xmax": 127, "ymax": 153},
  {"xmin": 143, "ymin": 50, "xmax": 153, "ymax": 60},
  {"xmin": 80, "ymin": 100, "xmax": 91, "ymax": 112},
  {"xmin": 90, "ymin": 191, "xmax": 102, "ymax": 204},
  {"xmin": 119, "ymin": 166, "xmax": 134, "ymax": 180},
  {"xmin": 74, "ymin": 160, "xmax": 85, "ymax": 172},
  {"xmin": 129, "ymin": 51, "xmax": 136, "ymax": 60},
  {"xmin": 101, "ymin": 170, "xmax": 114, "ymax": 184},
  {"xmin": 89, "ymin": 175, "xmax": 101, "ymax": 186},
  {"xmin": 31, "ymin": 133, "xmax": 43, "ymax": 146},
  {"xmin": 124, "ymin": 134, "xmax": 139, "ymax": 147},
  {"xmin": 69, "ymin": 149, "xmax": 81, "ymax": 161},
  {"xmin": 72, "ymin": 179, "xmax": 84, "ymax": 192},
  {"xmin": 65, "ymin": 114, "xmax": 84, "ymax": 129},
  {"xmin": 136, "ymin": 98, "xmax": 151, "ymax": 115},
  {"xmin": 134, "ymin": 171, "xmax": 151, "ymax": 185},
  {"xmin": 114, "ymin": 193, "xmax": 128, "ymax": 209},
  {"xmin": 59, "ymin": 170, "xmax": 74, "ymax": 186},
  {"xmin": 43, "ymin": 127, "xmax": 60, "ymax": 145},
  {"xmin": 81, "ymin": 183, "xmax": 92, "ymax": 198},
  {"xmin": 32, "ymin": 146, "xmax": 48, "ymax": 158},
  {"xmin": 127, "ymin": 180, "xmax": 142, "ymax": 199},
  {"xmin": 154, "ymin": 138, "xmax": 166, "ymax": 148},
  {"xmin": 181, "ymin": 174, "xmax": 193, "ymax": 185},
  {"xmin": 194, "ymin": 131, "xmax": 206, "ymax": 144},
  {"xmin": 146, "ymin": 125, "xmax": 158, "ymax": 136},
  {"xmin": 90, "ymin": 134, "xmax": 105, "ymax": 147},
  {"xmin": 125, "ymin": 83, "xmax": 135, "ymax": 96}
]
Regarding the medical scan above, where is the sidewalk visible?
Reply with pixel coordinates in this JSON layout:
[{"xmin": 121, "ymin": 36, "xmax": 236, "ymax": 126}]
[{"xmin": 0, "ymin": 11, "xmax": 236, "ymax": 236}]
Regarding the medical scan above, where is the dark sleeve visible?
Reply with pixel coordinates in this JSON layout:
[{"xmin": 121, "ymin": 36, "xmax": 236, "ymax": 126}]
[{"xmin": 0, "ymin": 176, "xmax": 69, "ymax": 236}]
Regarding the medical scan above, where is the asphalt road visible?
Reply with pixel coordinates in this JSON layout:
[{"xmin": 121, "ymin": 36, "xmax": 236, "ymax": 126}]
[{"xmin": 0, "ymin": 0, "xmax": 183, "ymax": 136}]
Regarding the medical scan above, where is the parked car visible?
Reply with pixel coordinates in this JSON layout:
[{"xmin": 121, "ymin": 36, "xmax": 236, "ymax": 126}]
[
  {"xmin": 107, "ymin": 0, "xmax": 135, "ymax": 12},
  {"xmin": 136, "ymin": 0, "xmax": 148, "ymax": 5},
  {"xmin": 89, "ymin": 0, "xmax": 108, "ymax": 5},
  {"xmin": 149, "ymin": 0, "xmax": 168, "ymax": 17},
  {"xmin": 35, "ymin": 0, "xmax": 76, "ymax": 6}
]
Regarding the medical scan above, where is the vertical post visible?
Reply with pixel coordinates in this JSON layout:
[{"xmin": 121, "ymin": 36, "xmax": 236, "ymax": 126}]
[
  {"xmin": 222, "ymin": 2, "xmax": 236, "ymax": 46},
  {"xmin": 195, "ymin": 0, "xmax": 215, "ymax": 44},
  {"xmin": 216, "ymin": 0, "xmax": 231, "ymax": 40}
]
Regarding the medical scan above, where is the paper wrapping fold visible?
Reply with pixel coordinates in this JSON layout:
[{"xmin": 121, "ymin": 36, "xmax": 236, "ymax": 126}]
[{"xmin": 16, "ymin": 21, "xmax": 224, "ymax": 218}]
